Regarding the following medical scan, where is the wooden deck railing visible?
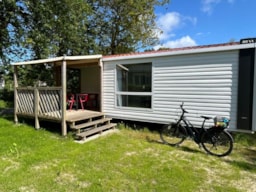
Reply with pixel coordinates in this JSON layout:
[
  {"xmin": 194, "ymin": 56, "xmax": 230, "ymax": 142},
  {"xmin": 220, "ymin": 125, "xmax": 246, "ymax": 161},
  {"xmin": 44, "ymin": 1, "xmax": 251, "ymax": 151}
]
[{"xmin": 16, "ymin": 87, "xmax": 63, "ymax": 121}]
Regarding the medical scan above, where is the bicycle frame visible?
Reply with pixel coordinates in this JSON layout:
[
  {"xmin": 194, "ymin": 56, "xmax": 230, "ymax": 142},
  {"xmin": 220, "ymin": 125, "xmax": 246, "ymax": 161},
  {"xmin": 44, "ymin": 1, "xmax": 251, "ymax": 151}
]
[{"xmin": 177, "ymin": 104, "xmax": 209, "ymax": 142}]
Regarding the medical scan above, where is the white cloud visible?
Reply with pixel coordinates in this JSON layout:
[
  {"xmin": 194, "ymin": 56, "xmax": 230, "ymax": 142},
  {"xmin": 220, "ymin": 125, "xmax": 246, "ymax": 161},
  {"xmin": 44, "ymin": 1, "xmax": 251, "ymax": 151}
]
[
  {"xmin": 154, "ymin": 12, "xmax": 197, "ymax": 49},
  {"xmin": 201, "ymin": 0, "xmax": 221, "ymax": 14},
  {"xmin": 156, "ymin": 12, "xmax": 181, "ymax": 41},
  {"xmin": 156, "ymin": 12, "xmax": 197, "ymax": 41},
  {"xmin": 154, "ymin": 36, "xmax": 197, "ymax": 50},
  {"xmin": 201, "ymin": 0, "xmax": 234, "ymax": 14}
]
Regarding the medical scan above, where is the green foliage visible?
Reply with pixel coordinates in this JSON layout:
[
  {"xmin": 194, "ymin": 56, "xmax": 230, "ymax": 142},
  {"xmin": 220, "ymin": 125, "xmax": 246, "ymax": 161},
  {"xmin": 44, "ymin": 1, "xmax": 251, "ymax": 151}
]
[
  {"xmin": 233, "ymin": 132, "xmax": 256, "ymax": 146},
  {"xmin": 89, "ymin": 0, "xmax": 170, "ymax": 54},
  {"xmin": 2, "ymin": 0, "xmax": 171, "ymax": 59},
  {"xmin": 22, "ymin": 0, "xmax": 93, "ymax": 58},
  {"xmin": 1, "ymin": 0, "xmax": 171, "ymax": 87},
  {"xmin": 0, "ymin": 100, "xmax": 7, "ymax": 108},
  {"xmin": 0, "ymin": 0, "xmax": 28, "ymax": 63},
  {"xmin": 0, "ymin": 89, "xmax": 14, "ymax": 107}
]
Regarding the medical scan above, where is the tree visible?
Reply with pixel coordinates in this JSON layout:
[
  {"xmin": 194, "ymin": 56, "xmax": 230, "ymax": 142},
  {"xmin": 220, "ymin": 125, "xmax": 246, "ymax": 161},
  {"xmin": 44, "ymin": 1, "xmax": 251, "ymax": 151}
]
[
  {"xmin": 3, "ymin": 0, "xmax": 170, "ymax": 58},
  {"xmin": 89, "ymin": 0, "xmax": 169, "ymax": 54},
  {"xmin": 14, "ymin": 0, "xmax": 94, "ymax": 85},
  {"xmin": 0, "ymin": 0, "xmax": 28, "ymax": 63},
  {"xmin": 22, "ymin": 0, "xmax": 93, "ymax": 59},
  {"xmin": 22, "ymin": 0, "xmax": 171, "ymax": 56},
  {"xmin": 1, "ymin": 0, "xmax": 170, "ymax": 87},
  {"xmin": 0, "ymin": 0, "xmax": 30, "ymax": 91}
]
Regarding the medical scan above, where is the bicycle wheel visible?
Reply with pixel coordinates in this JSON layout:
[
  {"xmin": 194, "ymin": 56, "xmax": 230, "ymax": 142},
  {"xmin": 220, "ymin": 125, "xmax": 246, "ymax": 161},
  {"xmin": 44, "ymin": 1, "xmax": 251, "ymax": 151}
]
[
  {"xmin": 160, "ymin": 123, "xmax": 187, "ymax": 146},
  {"xmin": 201, "ymin": 129, "xmax": 233, "ymax": 157}
]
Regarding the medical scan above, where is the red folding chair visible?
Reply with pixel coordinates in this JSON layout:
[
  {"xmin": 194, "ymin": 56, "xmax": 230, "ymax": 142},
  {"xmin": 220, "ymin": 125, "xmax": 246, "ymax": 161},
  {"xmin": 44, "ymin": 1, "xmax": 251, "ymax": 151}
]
[
  {"xmin": 86, "ymin": 94, "xmax": 98, "ymax": 110},
  {"xmin": 78, "ymin": 94, "xmax": 88, "ymax": 110},
  {"xmin": 67, "ymin": 93, "xmax": 76, "ymax": 110}
]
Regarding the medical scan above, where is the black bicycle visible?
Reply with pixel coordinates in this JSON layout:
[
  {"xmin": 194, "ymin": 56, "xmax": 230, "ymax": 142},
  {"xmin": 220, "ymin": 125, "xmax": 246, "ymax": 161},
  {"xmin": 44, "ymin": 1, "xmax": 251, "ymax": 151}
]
[{"xmin": 160, "ymin": 103, "xmax": 233, "ymax": 157}]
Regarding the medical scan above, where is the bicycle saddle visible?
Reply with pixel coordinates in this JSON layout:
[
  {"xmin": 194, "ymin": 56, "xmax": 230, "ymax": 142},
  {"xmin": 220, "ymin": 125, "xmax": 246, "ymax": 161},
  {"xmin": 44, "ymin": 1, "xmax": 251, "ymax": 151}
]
[{"xmin": 200, "ymin": 116, "xmax": 212, "ymax": 120}]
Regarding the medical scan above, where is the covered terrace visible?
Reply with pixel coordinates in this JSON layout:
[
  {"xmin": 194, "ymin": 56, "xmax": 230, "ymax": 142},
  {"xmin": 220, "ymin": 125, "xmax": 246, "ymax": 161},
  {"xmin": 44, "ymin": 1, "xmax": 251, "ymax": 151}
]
[{"xmin": 12, "ymin": 55, "xmax": 108, "ymax": 136}]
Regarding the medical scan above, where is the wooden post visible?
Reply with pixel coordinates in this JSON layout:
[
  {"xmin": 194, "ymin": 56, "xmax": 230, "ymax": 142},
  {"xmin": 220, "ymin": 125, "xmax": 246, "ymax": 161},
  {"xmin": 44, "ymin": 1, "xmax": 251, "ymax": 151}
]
[
  {"xmin": 13, "ymin": 65, "xmax": 18, "ymax": 124},
  {"xmin": 34, "ymin": 88, "xmax": 40, "ymax": 129},
  {"xmin": 99, "ymin": 58, "xmax": 103, "ymax": 112},
  {"xmin": 61, "ymin": 57, "xmax": 67, "ymax": 136}
]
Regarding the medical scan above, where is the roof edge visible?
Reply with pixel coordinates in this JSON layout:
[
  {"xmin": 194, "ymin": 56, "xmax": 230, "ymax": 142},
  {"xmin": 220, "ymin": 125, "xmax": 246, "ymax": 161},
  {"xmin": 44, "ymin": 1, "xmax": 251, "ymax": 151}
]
[
  {"xmin": 12, "ymin": 55, "xmax": 102, "ymax": 66},
  {"xmin": 102, "ymin": 42, "xmax": 256, "ymax": 61}
]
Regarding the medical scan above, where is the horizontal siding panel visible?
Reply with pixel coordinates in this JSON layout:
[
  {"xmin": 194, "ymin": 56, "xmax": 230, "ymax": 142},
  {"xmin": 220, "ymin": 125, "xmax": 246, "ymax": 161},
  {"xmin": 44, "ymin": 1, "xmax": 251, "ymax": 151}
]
[
  {"xmin": 156, "ymin": 52, "xmax": 237, "ymax": 65},
  {"xmin": 155, "ymin": 83, "xmax": 235, "ymax": 87},
  {"xmin": 154, "ymin": 79, "xmax": 233, "ymax": 84},
  {"xmin": 103, "ymin": 87, "xmax": 114, "ymax": 92},
  {"xmin": 155, "ymin": 92, "xmax": 232, "ymax": 96},
  {"xmin": 154, "ymin": 64, "xmax": 236, "ymax": 71},
  {"xmin": 154, "ymin": 65, "xmax": 235, "ymax": 72},
  {"xmin": 155, "ymin": 94, "xmax": 232, "ymax": 99},
  {"xmin": 154, "ymin": 101, "xmax": 233, "ymax": 108},
  {"xmin": 154, "ymin": 75, "xmax": 235, "ymax": 81},
  {"xmin": 154, "ymin": 87, "xmax": 235, "ymax": 92},
  {"xmin": 155, "ymin": 71, "xmax": 233, "ymax": 77},
  {"xmin": 154, "ymin": 98, "xmax": 233, "ymax": 104}
]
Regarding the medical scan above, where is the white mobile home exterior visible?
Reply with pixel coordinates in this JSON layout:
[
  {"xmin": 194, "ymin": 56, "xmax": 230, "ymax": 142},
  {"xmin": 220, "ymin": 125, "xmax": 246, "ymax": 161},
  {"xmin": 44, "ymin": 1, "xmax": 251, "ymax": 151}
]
[{"xmin": 102, "ymin": 41, "xmax": 256, "ymax": 133}]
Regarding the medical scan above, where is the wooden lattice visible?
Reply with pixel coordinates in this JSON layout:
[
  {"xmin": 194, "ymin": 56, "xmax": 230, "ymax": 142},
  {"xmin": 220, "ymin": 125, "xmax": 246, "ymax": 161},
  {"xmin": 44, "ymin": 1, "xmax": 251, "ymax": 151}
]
[{"xmin": 16, "ymin": 87, "xmax": 62, "ymax": 120}]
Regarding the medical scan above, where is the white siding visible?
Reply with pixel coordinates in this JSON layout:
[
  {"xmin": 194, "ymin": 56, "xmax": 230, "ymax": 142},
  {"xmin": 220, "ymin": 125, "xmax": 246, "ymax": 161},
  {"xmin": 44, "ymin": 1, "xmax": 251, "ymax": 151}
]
[{"xmin": 103, "ymin": 50, "xmax": 239, "ymax": 129}]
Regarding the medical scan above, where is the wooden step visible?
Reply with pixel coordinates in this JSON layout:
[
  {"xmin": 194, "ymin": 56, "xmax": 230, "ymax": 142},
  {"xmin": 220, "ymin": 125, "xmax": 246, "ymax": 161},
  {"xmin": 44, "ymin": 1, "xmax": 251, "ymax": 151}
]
[
  {"xmin": 70, "ymin": 118, "xmax": 112, "ymax": 130},
  {"xmin": 76, "ymin": 123, "xmax": 116, "ymax": 139}
]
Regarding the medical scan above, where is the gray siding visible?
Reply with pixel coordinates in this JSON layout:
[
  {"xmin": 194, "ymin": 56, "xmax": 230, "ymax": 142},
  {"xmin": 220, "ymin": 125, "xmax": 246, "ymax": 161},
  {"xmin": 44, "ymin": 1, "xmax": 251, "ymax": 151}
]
[
  {"xmin": 81, "ymin": 66, "xmax": 100, "ymax": 94},
  {"xmin": 103, "ymin": 50, "xmax": 238, "ymax": 130}
]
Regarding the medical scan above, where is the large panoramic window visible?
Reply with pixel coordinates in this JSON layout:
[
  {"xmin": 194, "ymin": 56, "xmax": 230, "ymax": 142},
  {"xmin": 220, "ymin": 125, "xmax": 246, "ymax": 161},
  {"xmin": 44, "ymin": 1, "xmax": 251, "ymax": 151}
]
[{"xmin": 116, "ymin": 63, "xmax": 152, "ymax": 108}]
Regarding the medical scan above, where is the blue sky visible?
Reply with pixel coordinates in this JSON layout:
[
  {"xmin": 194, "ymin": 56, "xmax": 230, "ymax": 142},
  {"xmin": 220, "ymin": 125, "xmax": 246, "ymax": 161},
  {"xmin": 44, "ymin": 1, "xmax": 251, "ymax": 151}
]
[{"xmin": 154, "ymin": 0, "xmax": 256, "ymax": 49}]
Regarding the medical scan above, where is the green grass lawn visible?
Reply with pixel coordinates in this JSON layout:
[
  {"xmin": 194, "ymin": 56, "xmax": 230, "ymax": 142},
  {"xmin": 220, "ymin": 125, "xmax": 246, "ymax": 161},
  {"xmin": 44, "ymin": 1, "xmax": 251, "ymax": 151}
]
[{"xmin": 0, "ymin": 117, "xmax": 255, "ymax": 192}]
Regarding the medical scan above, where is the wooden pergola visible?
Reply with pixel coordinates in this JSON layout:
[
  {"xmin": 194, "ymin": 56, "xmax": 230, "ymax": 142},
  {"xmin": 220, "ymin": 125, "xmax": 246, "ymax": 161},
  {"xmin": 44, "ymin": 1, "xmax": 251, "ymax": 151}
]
[{"xmin": 12, "ymin": 55, "xmax": 103, "ymax": 136}]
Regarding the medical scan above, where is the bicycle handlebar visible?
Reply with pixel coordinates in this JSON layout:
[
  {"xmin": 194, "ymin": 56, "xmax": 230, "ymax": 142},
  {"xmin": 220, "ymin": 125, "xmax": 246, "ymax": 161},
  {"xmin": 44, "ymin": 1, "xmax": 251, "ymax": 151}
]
[{"xmin": 180, "ymin": 102, "xmax": 188, "ymax": 113}]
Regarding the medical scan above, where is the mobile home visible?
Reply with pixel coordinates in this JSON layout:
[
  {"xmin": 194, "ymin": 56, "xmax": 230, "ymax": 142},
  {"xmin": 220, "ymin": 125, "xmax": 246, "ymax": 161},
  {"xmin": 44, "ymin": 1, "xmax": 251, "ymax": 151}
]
[
  {"xmin": 12, "ymin": 39, "xmax": 256, "ymax": 135},
  {"xmin": 102, "ymin": 39, "xmax": 256, "ymax": 133}
]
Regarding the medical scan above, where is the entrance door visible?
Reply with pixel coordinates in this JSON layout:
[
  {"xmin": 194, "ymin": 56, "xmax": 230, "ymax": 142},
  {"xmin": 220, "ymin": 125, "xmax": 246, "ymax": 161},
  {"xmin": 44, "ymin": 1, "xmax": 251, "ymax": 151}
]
[{"xmin": 237, "ymin": 48, "xmax": 255, "ymax": 130}]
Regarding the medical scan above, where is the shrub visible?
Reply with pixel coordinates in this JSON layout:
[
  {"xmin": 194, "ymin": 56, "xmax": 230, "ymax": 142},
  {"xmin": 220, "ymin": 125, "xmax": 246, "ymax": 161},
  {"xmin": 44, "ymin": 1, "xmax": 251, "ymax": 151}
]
[
  {"xmin": 0, "ymin": 89, "xmax": 14, "ymax": 107},
  {"xmin": 0, "ymin": 99, "xmax": 7, "ymax": 108}
]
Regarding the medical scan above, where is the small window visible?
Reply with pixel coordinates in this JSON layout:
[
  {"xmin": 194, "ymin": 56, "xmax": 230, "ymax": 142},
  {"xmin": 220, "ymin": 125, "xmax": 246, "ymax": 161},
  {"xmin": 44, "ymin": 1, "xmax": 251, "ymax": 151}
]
[{"xmin": 116, "ymin": 63, "xmax": 152, "ymax": 108}]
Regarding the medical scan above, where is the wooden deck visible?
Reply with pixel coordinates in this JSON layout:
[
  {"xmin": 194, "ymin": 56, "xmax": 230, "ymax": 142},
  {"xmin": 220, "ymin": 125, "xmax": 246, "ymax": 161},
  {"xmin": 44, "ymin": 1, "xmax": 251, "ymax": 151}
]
[
  {"xmin": 66, "ymin": 109, "xmax": 103, "ymax": 122},
  {"xmin": 14, "ymin": 87, "xmax": 116, "ymax": 138},
  {"xmin": 16, "ymin": 108, "xmax": 116, "ymax": 139}
]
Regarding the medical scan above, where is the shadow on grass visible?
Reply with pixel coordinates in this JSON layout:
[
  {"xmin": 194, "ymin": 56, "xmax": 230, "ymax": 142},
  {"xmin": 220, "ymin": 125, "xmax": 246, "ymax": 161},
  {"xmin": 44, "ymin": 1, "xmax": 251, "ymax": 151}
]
[
  {"xmin": 146, "ymin": 135, "xmax": 204, "ymax": 155},
  {"xmin": 0, "ymin": 112, "xmax": 67, "ymax": 136},
  {"xmin": 227, "ymin": 159, "xmax": 256, "ymax": 171},
  {"xmin": 145, "ymin": 135, "xmax": 163, "ymax": 145},
  {"xmin": 224, "ymin": 147, "xmax": 256, "ymax": 172},
  {"xmin": 178, "ymin": 145, "xmax": 204, "ymax": 154},
  {"xmin": 0, "ymin": 108, "xmax": 14, "ymax": 121}
]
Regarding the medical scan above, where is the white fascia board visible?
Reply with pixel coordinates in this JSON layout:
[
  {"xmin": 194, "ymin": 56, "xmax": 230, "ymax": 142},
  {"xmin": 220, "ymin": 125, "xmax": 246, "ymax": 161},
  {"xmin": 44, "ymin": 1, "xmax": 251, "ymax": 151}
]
[
  {"xmin": 12, "ymin": 55, "xmax": 102, "ymax": 66},
  {"xmin": 64, "ymin": 55, "xmax": 102, "ymax": 61},
  {"xmin": 102, "ymin": 43, "xmax": 256, "ymax": 62},
  {"xmin": 12, "ymin": 56, "xmax": 64, "ymax": 65}
]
